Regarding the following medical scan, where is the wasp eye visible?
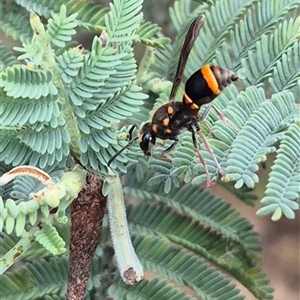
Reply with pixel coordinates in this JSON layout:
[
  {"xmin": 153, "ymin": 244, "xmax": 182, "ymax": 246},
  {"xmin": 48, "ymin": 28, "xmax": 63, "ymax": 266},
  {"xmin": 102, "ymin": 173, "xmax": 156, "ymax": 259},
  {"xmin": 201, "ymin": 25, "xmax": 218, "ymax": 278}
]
[
  {"xmin": 140, "ymin": 133, "xmax": 155, "ymax": 155},
  {"xmin": 140, "ymin": 133, "xmax": 151, "ymax": 155},
  {"xmin": 143, "ymin": 133, "xmax": 151, "ymax": 143}
]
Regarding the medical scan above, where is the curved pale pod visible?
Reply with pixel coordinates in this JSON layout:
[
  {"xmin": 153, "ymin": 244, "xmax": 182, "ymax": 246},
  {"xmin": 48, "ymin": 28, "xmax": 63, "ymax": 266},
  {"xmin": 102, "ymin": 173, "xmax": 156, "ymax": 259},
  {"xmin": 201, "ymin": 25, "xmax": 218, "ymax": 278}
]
[{"xmin": 107, "ymin": 168, "xmax": 144, "ymax": 284}]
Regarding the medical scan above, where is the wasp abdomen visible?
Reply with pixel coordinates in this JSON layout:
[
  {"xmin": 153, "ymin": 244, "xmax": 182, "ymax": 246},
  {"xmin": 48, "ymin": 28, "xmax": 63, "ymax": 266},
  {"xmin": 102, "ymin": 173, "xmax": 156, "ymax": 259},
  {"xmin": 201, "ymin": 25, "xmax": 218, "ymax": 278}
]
[
  {"xmin": 184, "ymin": 65, "xmax": 238, "ymax": 107},
  {"xmin": 210, "ymin": 65, "xmax": 238, "ymax": 91}
]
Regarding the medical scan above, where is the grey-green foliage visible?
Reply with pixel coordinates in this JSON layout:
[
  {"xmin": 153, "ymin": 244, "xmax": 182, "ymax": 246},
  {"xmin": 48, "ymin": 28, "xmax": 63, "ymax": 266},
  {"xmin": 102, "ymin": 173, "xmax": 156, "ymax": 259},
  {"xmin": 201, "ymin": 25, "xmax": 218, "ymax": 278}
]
[
  {"xmin": 0, "ymin": 169, "xmax": 273, "ymax": 299},
  {"xmin": 0, "ymin": 0, "xmax": 168, "ymax": 173},
  {"xmin": 111, "ymin": 0, "xmax": 300, "ymax": 220},
  {"xmin": 0, "ymin": 0, "xmax": 299, "ymax": 299},
  {"xmin": 0, "ymin": 0, "xmax": 165, "ymax": 216}
]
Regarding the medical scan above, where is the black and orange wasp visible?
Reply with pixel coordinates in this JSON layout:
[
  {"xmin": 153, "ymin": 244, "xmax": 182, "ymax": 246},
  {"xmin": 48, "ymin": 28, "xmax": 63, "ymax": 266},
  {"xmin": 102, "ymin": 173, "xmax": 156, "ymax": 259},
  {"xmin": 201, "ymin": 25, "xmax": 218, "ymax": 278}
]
[{"xmin": 108, "ymin": 15, "xmax": 238, "ymax": 186}]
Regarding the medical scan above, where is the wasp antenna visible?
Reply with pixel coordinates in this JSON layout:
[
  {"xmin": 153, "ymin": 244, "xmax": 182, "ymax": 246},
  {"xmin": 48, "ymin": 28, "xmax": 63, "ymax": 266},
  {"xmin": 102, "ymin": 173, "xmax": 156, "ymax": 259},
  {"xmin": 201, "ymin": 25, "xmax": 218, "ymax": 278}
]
[
  {"xmin": 107, "ymin": 136, "xmax": 138, "ymax": 167},
  {"xmin": 128, "ymin": 124, "xmax": 137, "ymax": 140},
  {"xmin": 107, "ymin": 125, "xmax": 138, "ymax": 167}
]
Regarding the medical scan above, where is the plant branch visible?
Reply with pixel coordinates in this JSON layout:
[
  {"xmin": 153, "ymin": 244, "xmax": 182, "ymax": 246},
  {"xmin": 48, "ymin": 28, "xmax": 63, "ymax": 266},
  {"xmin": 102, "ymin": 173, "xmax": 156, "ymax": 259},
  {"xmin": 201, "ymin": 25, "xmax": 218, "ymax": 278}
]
[{"xmin": 67, "ymin": 174, "xmax": 107, "ymax": 300}]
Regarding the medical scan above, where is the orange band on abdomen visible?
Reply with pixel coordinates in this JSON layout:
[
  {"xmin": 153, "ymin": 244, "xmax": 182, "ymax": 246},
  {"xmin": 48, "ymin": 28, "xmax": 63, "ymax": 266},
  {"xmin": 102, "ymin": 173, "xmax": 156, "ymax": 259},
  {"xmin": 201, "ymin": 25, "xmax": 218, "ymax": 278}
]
[
  {"xmin": 183, "ymin": 92, "xmax": 193, "ymax": 104},
  {"xmin": 201, "ymin": 65, "xmax": 221, "ymax": 95}
]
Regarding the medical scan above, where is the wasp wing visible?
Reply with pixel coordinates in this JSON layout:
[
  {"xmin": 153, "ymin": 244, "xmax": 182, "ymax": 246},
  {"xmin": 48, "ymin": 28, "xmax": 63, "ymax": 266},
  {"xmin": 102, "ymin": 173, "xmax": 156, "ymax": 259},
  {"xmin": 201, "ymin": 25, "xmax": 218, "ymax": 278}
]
[{"xmin": 169, "ymin": 15, "xmax": 205, "ymax": 102}]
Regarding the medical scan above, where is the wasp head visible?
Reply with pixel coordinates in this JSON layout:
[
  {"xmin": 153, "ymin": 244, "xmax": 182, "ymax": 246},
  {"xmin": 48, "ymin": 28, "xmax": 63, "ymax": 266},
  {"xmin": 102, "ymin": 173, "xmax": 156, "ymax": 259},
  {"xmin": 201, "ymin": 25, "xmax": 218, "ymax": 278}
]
[{"xmin": 139, "ymin": 123, "xmax": 156, "ymax": 155}]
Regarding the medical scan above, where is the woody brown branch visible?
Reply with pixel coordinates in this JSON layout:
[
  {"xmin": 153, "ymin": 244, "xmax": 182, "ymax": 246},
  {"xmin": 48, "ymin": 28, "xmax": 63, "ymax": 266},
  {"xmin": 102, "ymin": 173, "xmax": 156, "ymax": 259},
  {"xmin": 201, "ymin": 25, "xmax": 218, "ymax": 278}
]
[{"xmin": 67, "ymin": 175, "xmax": 107, "ymax": 300}]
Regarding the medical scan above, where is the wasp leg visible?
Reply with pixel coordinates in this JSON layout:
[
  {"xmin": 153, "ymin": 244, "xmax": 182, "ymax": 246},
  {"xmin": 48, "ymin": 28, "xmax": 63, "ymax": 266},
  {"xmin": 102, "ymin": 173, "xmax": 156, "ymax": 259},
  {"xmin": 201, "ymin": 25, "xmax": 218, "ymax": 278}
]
[
  {"xmin": 200, "ymin": 105, "xmax": 238, "ymax": 133},
  {"xmin": 159, "ymin": 138, "xmax": 178, "ymax": 164},
  {"xmin": 161, "ymin": 138, "xmax": 178, "ymax": 154},
  {"xmin": 157, "ymin": 141, "xmax": 166, "ymax": 147},
  {"xmin": 198, "ymin": 104, "xmax": 212, "ymax": 122},
  {"xmin": 159, "ymin": 153, "xmax": 173, "ymax": 164},
  {"xmin": 211, "ymin": 106, "xmax": 239, "ymax": 132},
  {"xmin": 189, "ymin": 127, "xmax": 213, "ymax": 187},
  {"xmin": 199, "ymin": 105, "xmax": 238, "ymax": 133},
  {"xmin": 197, "ymin": 105, "xmax": 214, "ymax": 136},
  {"xmin": 197, "ymin": 130, "xmax": 227, "ymax": 182}
]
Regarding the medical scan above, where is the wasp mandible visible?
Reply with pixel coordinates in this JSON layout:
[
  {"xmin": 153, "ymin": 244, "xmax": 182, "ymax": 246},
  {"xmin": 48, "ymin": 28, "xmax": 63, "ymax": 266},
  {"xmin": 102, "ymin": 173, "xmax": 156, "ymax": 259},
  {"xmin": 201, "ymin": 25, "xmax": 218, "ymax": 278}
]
[{"xmin": 108, "ymin": 15, "xmax": 239, "ymax": 186}]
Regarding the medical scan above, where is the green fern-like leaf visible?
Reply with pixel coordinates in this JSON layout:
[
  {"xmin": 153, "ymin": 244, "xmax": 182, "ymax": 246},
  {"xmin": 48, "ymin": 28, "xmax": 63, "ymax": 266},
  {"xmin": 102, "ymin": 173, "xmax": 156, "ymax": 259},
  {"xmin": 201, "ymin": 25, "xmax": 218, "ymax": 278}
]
[
  {"xmin": 109, "ymin": 276, "xmax": 198, "ymax": 300},
  {"xmin": 46, "ymin": 5, "xmax": 78, "ymax": 49},
  {"xmin": 0, "ymin": 42, "xmax": 19, "ymax": 69},
  {"xmin": 0, "ymin": 251, "xmax": 104, "ymax": 299},
  {"xmin": 125, "ymin": 172, "xmax": 262, "ymax": 255},
  {"xmin": 0, "ymin": 66, "xmax": 57, "ymax": 99},
  {"xmin": 0, "ymin": 123, "xmax": 70, "ymax": 168},
  {"xmin": 223, "ymin": 90, "xmax": 296, "ymax": 189},
  {"xmin": 34, "ymin": 222, "xmax": 66, "ymax": 255},
  {"xmin": 135, "ymin": 22, "xmax": 170, "ymax": 49},
  {"xmin": 4, "ymin": 0, "xmax": 107, "ymax": 37},
  {"xmin": 66, "ymin": 0, "xmax": 108, "ymax": 32},
  {"xmin": 240, "ymin": 35, "xmax": 300, "ymax": 87},
  {"xmin": 268, "ymin": 41, "xmax": 300, "ymax": 95},
  {"xmin": 105, "ymin": 0, "xmax": 143, "ymax": 44},
  {"xmin": 0, "ymin": 2, "xmax": 33, "ymax": 43},
  {"xmin": 0, "ymin": 232, "xmax": 18, "ymax": 257},
  {"xmin": 215, "ymin": 0, "xmax": 300, "ymax": 71},
  {"xmin": 14, "ymin": 0, "xmax": 64, "ymax": 18},
  {"xmin": 0, "ymin": 256, "xmax": 69, "ymax": 300},
  {"xmin": 257, "ymin": 122, "xmax": 300, "ymax": 220},
  {"xmin": 65, "ymin": 0, "xmax": 149, "ymax": 173},
  {"xmin": 55, "ymin": 46, "xmax": 84, "ymax": 84},
  {"xmin": 123, "ymin": 171, "xmax": 273, "ymax": 299}
]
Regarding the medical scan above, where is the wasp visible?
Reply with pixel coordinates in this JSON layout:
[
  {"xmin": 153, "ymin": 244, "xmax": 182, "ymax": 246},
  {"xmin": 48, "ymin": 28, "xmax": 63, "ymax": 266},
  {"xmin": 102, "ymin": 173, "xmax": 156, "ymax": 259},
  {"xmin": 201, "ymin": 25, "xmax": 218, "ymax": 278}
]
[{"xmin": 108, "ymin": 15, "xmax": 238, "ymax": 186}]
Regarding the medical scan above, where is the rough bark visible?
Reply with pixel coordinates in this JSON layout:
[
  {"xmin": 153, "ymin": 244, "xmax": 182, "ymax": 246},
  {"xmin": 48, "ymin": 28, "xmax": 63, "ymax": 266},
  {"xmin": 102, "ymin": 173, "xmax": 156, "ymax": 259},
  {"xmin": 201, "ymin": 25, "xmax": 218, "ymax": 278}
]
[{"xmin": 67, "ymin": 175, "xmax": 106, "ymax": 300}]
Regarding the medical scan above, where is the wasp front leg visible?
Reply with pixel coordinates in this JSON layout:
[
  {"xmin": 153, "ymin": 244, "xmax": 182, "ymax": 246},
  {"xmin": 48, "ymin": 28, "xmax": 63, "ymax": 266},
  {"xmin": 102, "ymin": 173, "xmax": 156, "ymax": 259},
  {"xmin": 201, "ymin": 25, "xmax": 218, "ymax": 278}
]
[
  {"xmin": 157, "ymin": 141, "xmax": 166, "ymax": 147},
  {"xmin": 159, "ymin": 138, "xmax": 179, "ymax": 164}
]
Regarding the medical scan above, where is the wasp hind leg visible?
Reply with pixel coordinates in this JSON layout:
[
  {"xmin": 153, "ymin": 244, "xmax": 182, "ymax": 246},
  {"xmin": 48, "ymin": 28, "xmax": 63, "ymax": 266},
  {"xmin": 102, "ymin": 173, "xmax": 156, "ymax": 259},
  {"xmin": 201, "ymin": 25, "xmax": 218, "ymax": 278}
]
[
  {"xmin": 190, "ymin": 125, "xmax": 227, "ymax": 186},
  {"xmin": 197, "ymin": 130, "xmax": 227, "ymax": 183},
  {"xmin": 196, "ymin": 105, "xmax": 216, "ymax": 136},
  {"xmin": 189, "ymin": 127, "xmax": 214, "ymax": 187},
  {"xmin": 199, "ymin": 105, "xmax": 238, "ymax": 133}
]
